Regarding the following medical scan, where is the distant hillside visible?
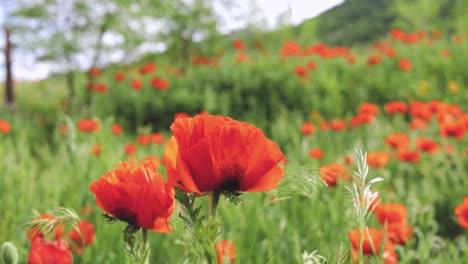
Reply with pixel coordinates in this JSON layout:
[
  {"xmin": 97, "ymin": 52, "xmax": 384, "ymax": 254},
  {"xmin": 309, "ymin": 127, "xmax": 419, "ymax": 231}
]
[{"xmin": 297, "ymin": 0, "xmax": 468, "ymax": 46}]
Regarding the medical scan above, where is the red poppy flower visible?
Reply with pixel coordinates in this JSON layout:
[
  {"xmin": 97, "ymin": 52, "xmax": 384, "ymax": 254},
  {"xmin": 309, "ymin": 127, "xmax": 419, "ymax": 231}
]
[
  {"xmin": 330, "ymin": 120, "xmax": 347, "ymax": 131},
  {"xmin": 232, "ymin": 39, "xmax": 245, "ymax": 50},
  {"xmin": 308, "ymin": 148, "xmax": 324, "ymax": 159},
  {"xmin": 367, "ymin": 55, "xmax": 382, "ymax": 65},
  {"xmin": 320, "ymin": 121, "xmax": 330, "ymax": 131},
  {"xmin": 439, "ymin": 120, "xmax": 465, "ymax": 139},
  {"xmin": 396, "ymin": 149, "xmax": 420, "ymax": 163},
  {"xmin": 0, "ymin": 119, "xmax": 11, "ymax": 134},
  {"xmin": 454, "ymin": 197, "xmax": 468, "ymax": 228},
  {"xmin": 294, "ymin": 65, "xmax": 307, "ymax": 79},
  {"xmin": 348, "ymin": 227, "xmax": 397, "ymax": 264},
  {"xmin": 415, "ymin": 137, "xmax": 439, "ymax": 154},
  {"xmin": 28, "ymin": 237, "xmax": 72, "ymax": 264},
  {"xmin": 440, "ymin": 49, "xmax": 450, "ymax": 57},
  {"xmin": 350, "ymin": 114, "xmax": 374, "ymax": 127},
  {"xmin": 93, "ymin": 82, "xmax": 107, "ymax": 93},
  {"xmin": 163, "ymin": 114, "xmax": 285, "ymax": 194},
  {"xmin": 320, "ymin": 162, "xmax": 347, "ymax": 186},
  {"xmin": 384, "ymin": 222, "xmax": 413, "ymax": 245},
  {"xmin": 174, "ymin": 112, "xmax": 190, "ymax": 121},
  {"xmin": 131, "ymin": 79, "xmax": 144, "ymax": 90},
  {"xmin": 91, "ymin": 144, "xmax": 101, "ymax": 156},
  {"xmin": 306, "ymin": 61, "xmax": 316, "ymax": 70},
  {"xmin": 215, "ymin": 240, "xmax": 235, "ymax": 264},
  {"xmin": 151, "ymin": 133, "xmax": 165, "ymax": 145},
  {"xmin": 374, "ymin": 203, "xmax": 408, "ymax": 224},
  {"xmin": 409, "ymin": 101, "xmax": 432, "ymax": 121},
  {"xmin": 77, "ymin": 119, "xmax": 99, "ymax": 133},
  {"xmin": 137, "ymin": 134, "xmax": 152, "ymax": 146},
  {"xmin": 398, "ymin": 58, "xmax": 412, "ymax": 71},
  {"xmin": 124, "ymin": 143, "xmax": 137, "ymax": 156},
  {"xmin": 27, "ymin": 214, "xmax": 65, "ymax": 242},
  {"xmin": 139, "ymin": 62, "xmax": 156, "ymax": 75},
  {"xmin": 89, "ymin": 158, "xmax": 175, "ymax": 232},
  {"xmin": 385, "ymin": 101, "xmax": 408, "ymax": 115},
  {"xmin": 89, "ymin": 67, "xmax": 102, "ymax": 77},
  {"xmin": 385, "ymin": 133, "xmax": 410, "ymax": 149},
  {"xmin": 68, "ymin": 220, "xmax": 95, "ymax": 253},
  {"xmin": 409, "ymin": 118, "xmax": 428, "ymax": 130},
  {"xmin": 367, "ymin": 151, "xmax": 389, "ymax": 168},
  {"xmin": 112, "ymin": 124, "xmax": 123, "ymax": 136},
  {"xmin": 301, "ymin": 122, "xmax": 314, "ymax": 136},
  {"xmin": 114, "ymin": 72, "xmax": 126, "ymax": 82},
  {"xmin": 150, "ymin": 77, "xmax": 170, "ymax": 90},
  {"xmin": 358, "ymin": 102, "xmax": 380, "ymax": 116}
]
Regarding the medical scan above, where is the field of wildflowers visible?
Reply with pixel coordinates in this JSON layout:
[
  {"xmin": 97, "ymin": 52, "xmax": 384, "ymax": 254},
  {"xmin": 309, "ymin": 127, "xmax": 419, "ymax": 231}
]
[{"xmin": 1, "ymin": 29, "xmax": 467, "ymax": 263}]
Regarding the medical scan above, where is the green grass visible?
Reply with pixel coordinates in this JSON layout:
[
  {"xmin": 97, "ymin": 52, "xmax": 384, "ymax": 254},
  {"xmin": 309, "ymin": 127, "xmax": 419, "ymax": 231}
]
[{"xmin": 0, "ymin": 33, "xmax": 467, "ymax": 263}]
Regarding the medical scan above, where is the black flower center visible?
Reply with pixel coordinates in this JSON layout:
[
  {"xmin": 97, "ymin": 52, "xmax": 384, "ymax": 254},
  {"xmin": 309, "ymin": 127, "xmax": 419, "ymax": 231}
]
[{"xmin": 219, "ymin": 164, "xmax": 244, "ymax": 191}]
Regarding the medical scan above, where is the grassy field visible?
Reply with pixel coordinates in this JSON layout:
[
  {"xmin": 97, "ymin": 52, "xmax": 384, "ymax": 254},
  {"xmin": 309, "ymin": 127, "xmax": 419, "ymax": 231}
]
[{"xmin": 1, "ymin": 30, "xmax": 467, "ymax": 263}]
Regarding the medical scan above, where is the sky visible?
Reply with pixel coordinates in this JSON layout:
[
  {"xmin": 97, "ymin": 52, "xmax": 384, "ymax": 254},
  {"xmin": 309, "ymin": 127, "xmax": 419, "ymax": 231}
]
[{"xmin": 0, "ymin": 0, "xmax": 344, "ymax": 81}]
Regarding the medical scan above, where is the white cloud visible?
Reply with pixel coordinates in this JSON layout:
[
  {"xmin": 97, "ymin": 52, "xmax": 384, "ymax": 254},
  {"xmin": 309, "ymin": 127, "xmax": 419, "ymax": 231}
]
[{"xmin": 1, "ymin": 0, "xmax": 343, "ymax": 81}]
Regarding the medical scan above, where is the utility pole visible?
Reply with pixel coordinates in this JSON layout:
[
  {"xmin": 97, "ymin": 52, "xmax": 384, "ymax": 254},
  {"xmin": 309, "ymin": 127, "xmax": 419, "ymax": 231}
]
[{"xmin": 4, "ymin": 27, "xmax": 14, "ymax": 107}]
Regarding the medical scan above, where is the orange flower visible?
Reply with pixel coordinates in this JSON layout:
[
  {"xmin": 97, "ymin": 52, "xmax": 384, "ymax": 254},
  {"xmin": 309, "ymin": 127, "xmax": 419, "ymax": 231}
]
[
  {"xmin": 215, "ymin": 240, "xmax": 235, "ymax": 264},
  {"xmin": 385, "ymin": 133, "xmax": 409, "ymax": 149},
  {"xmin": 350, "ymin": 114, "xmax": 374, "ymax": 127},
  {"xmin": 139, "ymin": 62, "xmax": 156, "ymax": 75},
  {"xmin": 174, "ymin": 112, "xmax": 190, "ymax": 120},
  {"xmin": 320, "ymin": 162, "xmax": 346, "ymax": 186},
  {"xmin": 114, "ymin": 72, "xmax": 125, "ymax": 82},
  {"xmin": 358, "ymin": 102, "xmax": 380, "ymax": 116},
  {"xmin": 308, "ymin": 148, "xmax": 324, "ymax": 159},
  {"xmin": 0, "ymin": 119, "xmax": 11, "ymax": 134},
  {"xmin": 68, "ymin": 220, "xmax": 95, "ymax": 253},
  {"xmin": 374, "ymin": 203, "xmax": 408, "ymax": 224},
  {"xmin": 409, "ymin": 101, "xmax": 432, "ymax": 121},
  {"xmin": 439, "ymin": 120, "xmax": 465, "ymax": 139},
  {"xmin": 414, "ymin": 137, "xmax": 439, "ymax": 154},
  {"xmin": 89, "ymin": 67, "xmax": 102, "ymax": 77},
  {"xmin": 301, "ymin": 122, "xmax": 314, "ymax": 136},
  {"xmin": 91, "ymin": 144, "xmax": 101, "ymax": 156},
  {"xmin": 131, "ymin": 79, "xmax": 144, "ymax": 90},
  {"xmin": 150, "ymin": 77, "xmax": 170, "ymax": 90},
  {"xmin": 396, "ymin": 149, "xmax": 420, "ymax": 163},
  {"xmin": 367, "ymin": 151, "xmax": 389, "ymax": 168},
  {"xmin": 367, "ymin": 55, "xmax": 382, "ymax": 65},
  {"xmin": 294, "ymin": 65, "xmax": 307, "ymax": 79},
  {"xmin": 398, "ymin": 58, "xmax": 412, "ymax": 71},
  {"xmin": 384, "ymin": 222, "xmax": 413, "ymax": 245},
  {"xmin": 409, "ymin": 118, "xmax": 428, "ymax": 130},
  {"xmin": 330, "ymin": 119, "xmax": 347, "ymax": 131},
  {"xmin": 137, "ymin": 134, "xmax": 153, "ymax": 146},
  {"xmin": 124, "ymin": 143, "xmax": 137, "ymax": 156},
  {"xmin": 385, "ymin": 101, "xmax": 408, "ymax": 114},
  {"xmin": 454, "ymin": 197, "xmax": 468, "ymax": 228},
  {"xmin": 77, "ymin": 119, "xmax": 99, "ymax": 133},
  {"xmin": 232, "ymin": 39, "xmax": 245, "ymax": 50},
  {"xmin": 28, "ymin": 237, "xmax": 72, "ymax": 264},
  {"xmin": 348, "ymin": 227, "xmax": 397, "ymax": 264},
  {"xmin": 306, "ymin": 61, "xmax": 316, "ymax": 70},
  {"xmin": 320, "ymin": 121, "xmax": 330, "ymax": 131},
  {"xmin": 112, "ymin": 124, "xmax": 123, "ymax": 136},
  {"xmin": 27, "ymin": 214, "xmax": 65, "ymax": 242},
  {"xmin": 151, "ymin": 133, "xmax": 165, "ymax": 145},
  {"xmin": 163, "ymin": 114, "xmax": 285, "ymax": 194},
  {"xmin": 89, "ymin": 158, "xmax": 175, "ymax": 232}
]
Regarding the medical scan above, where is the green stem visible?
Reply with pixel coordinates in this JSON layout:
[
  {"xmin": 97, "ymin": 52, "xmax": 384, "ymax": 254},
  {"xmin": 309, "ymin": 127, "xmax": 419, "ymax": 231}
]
[
  {"xmin": 142, "ymin": 228, "xmax": 149, "ymax": 264},
  {"xmin": 209, "ymin": 191, "xmax": 221, "ymax": 217}
]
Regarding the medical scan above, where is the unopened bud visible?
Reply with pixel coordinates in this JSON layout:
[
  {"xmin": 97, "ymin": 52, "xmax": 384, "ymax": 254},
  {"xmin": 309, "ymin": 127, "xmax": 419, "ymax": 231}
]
[{"xmin": 1, "ymin": 242, "xmax": 19, "ymax": 264}]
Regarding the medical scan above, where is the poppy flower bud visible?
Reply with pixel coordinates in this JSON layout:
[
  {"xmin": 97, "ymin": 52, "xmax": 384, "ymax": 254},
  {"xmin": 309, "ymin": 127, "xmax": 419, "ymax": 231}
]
[{"xmin": 1, "ymin": 242, "xmax": 19, "ymax": 264}]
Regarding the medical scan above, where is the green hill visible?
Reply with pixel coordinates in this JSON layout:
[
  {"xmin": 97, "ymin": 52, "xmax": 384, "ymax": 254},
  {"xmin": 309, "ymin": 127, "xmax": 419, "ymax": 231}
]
[{"xmin": 282, "ymin": 0, "xmax": 468, "ymax": 46}]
